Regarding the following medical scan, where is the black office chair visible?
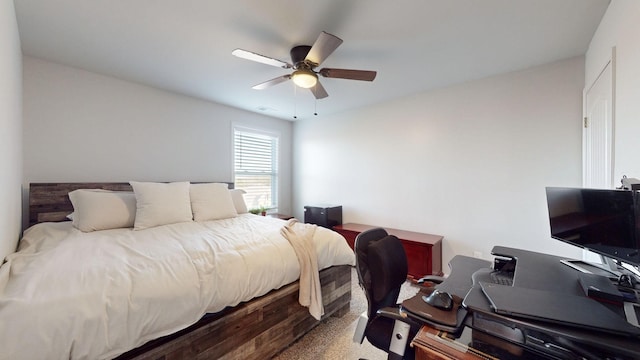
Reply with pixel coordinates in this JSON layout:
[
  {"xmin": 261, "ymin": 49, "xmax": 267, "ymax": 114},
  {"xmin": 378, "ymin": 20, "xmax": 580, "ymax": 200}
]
[{"xmin": 353, "ymin": 228, "xmax": 421, "ymax": 360}]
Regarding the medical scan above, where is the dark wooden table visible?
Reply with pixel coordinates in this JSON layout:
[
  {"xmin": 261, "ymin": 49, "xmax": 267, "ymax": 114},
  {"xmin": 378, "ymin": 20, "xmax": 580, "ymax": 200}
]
[{"xmin": 333, "ymin": 223, "xmax": 443, "ymax": 278}]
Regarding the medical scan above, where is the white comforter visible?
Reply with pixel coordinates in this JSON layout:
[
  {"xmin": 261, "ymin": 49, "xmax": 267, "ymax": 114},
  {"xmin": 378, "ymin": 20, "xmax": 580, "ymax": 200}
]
[{"xmin": 0, "ymin": 214, "xmax": 355, "ymax": 360}]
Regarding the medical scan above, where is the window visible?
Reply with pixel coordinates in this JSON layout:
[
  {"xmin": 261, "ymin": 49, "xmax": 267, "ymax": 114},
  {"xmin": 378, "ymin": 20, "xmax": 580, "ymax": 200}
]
[{"xmin": 233, "ymin": 127, "xmax": 279, "ymax": 211}]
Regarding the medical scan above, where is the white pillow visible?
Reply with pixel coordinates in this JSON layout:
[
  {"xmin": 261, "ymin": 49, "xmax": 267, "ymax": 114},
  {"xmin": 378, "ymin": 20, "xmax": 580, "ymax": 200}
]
[
  {"xmin": 190, "ymin": 183, "xmax": 238, "ymax": 221},
  {"xmin": 68, "ymin": 189, "xmax": 137, "ymax": 232},
  {"xmin": 230, "ymin": 189, "xmax": 248, "ymax": 214},
  {"xmin": 130, "ymin": 181, "xmax": 193, "ymax": 230}
]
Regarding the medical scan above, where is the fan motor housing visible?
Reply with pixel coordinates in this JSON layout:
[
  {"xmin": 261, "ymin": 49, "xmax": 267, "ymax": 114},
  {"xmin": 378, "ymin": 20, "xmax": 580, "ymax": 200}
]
[{"xmin": 290, "ymin": 45, "xmax": 313, "ymax": 68}]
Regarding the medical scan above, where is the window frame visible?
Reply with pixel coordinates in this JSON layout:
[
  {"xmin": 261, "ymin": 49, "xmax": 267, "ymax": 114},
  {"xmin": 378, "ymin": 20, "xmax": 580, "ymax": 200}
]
[{"xmin": 232, "ymin": 125, "xmax": 280, "ymax": 212}]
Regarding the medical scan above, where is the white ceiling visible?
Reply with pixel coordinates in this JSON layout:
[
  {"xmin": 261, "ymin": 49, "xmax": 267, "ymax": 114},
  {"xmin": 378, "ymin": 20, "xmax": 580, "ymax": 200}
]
[{"xmin": 15, "ymin": 0, "xmax": 610, "ymax": 121}]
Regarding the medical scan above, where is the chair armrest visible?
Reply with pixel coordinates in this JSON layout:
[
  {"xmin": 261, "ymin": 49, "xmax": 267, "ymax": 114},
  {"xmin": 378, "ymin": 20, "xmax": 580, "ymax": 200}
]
[
  {"xmin": 416, "ymin": 275, "xmax": 445, "ymax": 285},
  {"xmin": 377, "ymin": 307, "xmax": 420, "ymax": 328}
]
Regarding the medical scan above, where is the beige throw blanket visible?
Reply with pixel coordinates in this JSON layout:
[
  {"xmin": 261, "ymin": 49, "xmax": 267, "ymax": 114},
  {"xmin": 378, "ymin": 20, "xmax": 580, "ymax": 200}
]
[{"xmin": 280, "ymin": 219, "xmax": 324, "ymax": 320}]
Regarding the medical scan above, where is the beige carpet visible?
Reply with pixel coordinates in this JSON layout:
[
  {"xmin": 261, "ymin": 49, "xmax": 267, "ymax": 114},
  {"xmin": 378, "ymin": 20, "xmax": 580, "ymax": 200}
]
[{"xmin": 273, "ymin": 268, "xmax": 420, "ymax": 360}]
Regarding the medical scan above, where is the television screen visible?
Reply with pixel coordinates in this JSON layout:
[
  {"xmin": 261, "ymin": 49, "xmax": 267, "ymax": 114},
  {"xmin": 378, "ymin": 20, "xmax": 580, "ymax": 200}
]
[{"xmin": 545, "ymin": 187, "xmax": 640, "ymax": 267}]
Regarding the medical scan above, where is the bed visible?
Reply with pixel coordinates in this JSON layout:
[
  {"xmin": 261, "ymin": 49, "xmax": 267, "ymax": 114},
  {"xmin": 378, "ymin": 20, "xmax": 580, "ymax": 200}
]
[{"xmin": 0, "ymin": 182, "xmax": 355, "ymax": 360}]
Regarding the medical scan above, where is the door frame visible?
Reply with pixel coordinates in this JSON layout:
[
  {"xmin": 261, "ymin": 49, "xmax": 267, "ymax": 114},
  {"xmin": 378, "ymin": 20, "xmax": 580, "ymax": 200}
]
[{"xmin": 582, "ymin": 47, "xmax": 616, "ymax": 188}]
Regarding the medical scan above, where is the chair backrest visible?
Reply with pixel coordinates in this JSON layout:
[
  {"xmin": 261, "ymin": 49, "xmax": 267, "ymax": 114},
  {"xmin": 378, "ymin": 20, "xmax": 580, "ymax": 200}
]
[{"xmin": 354, "ymin": 228, "xmax": 408, "ymax": 319}]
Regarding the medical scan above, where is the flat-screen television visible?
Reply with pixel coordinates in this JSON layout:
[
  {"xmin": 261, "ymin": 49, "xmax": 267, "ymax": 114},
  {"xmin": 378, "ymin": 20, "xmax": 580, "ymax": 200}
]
[{"xmin": 545, "ymin": 187, "xmax": 640, "ymax": 267}]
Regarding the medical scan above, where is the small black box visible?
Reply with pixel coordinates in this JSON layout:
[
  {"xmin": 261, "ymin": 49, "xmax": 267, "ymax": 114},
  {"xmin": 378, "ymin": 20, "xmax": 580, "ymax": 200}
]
[
  {"xmin": 303, "ymin": 205, "xmax": 342, "ymax": 229},
  {"xmin": 578, "ymin": 272, "xmax": 624, "ymax": 304}
]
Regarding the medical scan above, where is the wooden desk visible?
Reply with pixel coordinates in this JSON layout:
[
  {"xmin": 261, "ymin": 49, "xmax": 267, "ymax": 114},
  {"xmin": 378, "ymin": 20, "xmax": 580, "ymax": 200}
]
[{"xmin": 333, "ymin": 223, "xmax": 443, "ymax": 278}]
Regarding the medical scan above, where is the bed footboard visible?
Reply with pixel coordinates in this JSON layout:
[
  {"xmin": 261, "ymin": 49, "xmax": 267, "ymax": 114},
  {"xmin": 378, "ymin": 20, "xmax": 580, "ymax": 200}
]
[{"xmin": 116, "ymin": 265, "xmax": 352, "ymax": 360}]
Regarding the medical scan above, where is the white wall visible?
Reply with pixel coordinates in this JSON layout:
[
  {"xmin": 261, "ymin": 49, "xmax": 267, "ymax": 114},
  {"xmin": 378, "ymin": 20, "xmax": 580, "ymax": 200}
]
[
  {"xmin": 293, "ymin": 57, "xmax": 586, "ymax": 269},
  {"xmin": 0, "ymin": 0, "xmax": 23, "ymax": 262},
  {"xmin": 23, "ymin": 57, "xmax": 293, "ymax": 226},
  {"xmin": 585, "ymin": 0, "xmax": 640, "ymax": 183}
]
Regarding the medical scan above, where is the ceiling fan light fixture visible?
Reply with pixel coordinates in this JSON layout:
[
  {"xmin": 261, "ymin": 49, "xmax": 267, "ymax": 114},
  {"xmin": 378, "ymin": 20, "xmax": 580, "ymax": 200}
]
[{"xmin": 292, "ymin": 69, "xmax": 318, "ymax": 88}]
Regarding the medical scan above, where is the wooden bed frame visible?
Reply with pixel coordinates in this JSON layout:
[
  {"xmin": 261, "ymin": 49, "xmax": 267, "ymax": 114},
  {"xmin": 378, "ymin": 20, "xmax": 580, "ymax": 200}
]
[{"xmin": 28, "ymin": 183, "xmax": 353, "ymax": 359}]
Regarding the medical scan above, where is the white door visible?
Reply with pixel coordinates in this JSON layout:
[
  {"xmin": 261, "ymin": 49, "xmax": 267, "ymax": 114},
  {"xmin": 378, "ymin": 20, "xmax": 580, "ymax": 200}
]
[{"xmin": 583, "ymin": 59, "xmax": 614, "ymax": 189}]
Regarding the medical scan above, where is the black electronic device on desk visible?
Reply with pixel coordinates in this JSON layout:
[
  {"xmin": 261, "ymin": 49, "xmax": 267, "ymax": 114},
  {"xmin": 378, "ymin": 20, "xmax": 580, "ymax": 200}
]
[
  {"xmin": 545, "ymin": 186, "xmax": 640, "ymax": 273},
  {"xmin": 462, "ymin": 246, "xmax": 640, "ymax": 359},
  {"xmin": 480, "ymin": 282, "xmax": 640, "ymax": 336},
  {"xmin": 577, "ymin": 271, "xmax": 625, "ymax": 304},
  {"xmin": 423, "ymin": 289, "xmax": 453, "ymax": 310}
]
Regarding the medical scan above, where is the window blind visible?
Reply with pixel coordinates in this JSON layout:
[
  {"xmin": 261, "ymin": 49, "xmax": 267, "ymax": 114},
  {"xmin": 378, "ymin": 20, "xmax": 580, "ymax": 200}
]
[{"xmin": 233, "ymin": 128, "xmax": 279, "ymax": 210}]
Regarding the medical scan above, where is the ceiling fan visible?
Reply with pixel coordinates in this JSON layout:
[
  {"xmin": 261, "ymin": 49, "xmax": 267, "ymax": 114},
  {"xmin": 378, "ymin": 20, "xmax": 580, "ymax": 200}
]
[{"xmin": 232, "ymin": 31, "xmax": 377, "ymax": 99}]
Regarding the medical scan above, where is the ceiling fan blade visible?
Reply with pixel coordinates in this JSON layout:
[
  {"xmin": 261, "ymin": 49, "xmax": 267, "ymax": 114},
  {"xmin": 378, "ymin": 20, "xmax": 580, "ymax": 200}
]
[
  {"xmin": 232, "ymin": 49, "xmax": 292, "ymax": 69},
  {"xmin": 309, "ymin": 81, "xmax": 328, "ymax": 99},
  {"xmin": 319, "ymin": 68, "xmax": 377, "ymax": 81},
  {"xmin": 305, "ymin": 31, "xmax": 343, "ymax": 66},
  {"xmin": 252, "ymin": 75, "xmax": 291, "ymax": 90}
]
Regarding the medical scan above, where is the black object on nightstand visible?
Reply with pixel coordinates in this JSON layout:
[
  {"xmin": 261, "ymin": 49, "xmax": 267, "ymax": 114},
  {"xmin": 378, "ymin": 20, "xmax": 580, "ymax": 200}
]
[{"xmin": 303, "ymin": 205, "xmax": 342, "ymax": 228}]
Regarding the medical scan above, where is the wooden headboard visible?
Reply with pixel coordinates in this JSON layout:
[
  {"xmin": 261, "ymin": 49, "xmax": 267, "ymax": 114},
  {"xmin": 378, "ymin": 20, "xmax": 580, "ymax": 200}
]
[{"xmin": 28, "ymin": 182, "xmax": 234, "ymax": 227}]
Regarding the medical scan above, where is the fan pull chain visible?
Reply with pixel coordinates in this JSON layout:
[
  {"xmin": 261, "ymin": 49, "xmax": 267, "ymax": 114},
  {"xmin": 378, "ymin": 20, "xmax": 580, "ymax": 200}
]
[
  {"xmin": 293, "ymin": 84, "xmax": 298, "ymax": 119},
  {"xmin": 314, "ymin": 84, "xmax": 318, "ymax": 116}
]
